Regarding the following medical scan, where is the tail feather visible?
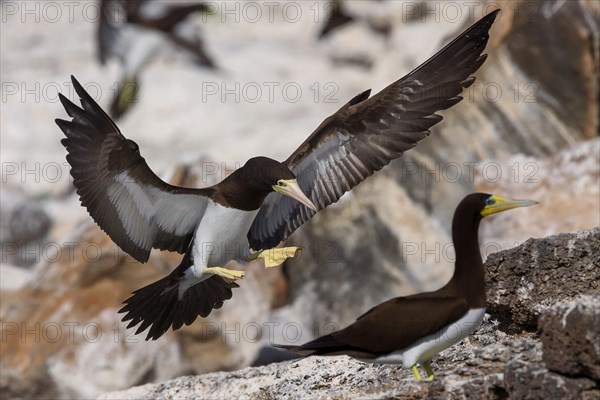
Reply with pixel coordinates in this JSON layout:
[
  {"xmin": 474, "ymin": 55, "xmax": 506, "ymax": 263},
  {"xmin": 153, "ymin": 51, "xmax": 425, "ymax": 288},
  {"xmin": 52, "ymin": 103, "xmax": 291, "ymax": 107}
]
[
  {"xmin": 274, "ymin": 333, "xmax": 343, "ymax": 356},
  {"xmin": 275, "ymin": 333, "xmax": 378, "ymax": 359},
  {"xmin": 119, "ymin": 257, "xmax": 238, "ymax": 341}
]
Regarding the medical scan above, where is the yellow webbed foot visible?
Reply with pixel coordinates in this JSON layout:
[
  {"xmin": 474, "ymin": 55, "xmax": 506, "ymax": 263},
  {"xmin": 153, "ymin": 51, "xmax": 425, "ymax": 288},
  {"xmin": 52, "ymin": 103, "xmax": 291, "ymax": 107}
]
[
  {"xmin": 411, "ymin": 363, "xmax": 434, "ymax": 381},
  {"xmin": 411, "ymin": 364, "xmax": 423, "ymax": 380},
  {"xmin": 423, "ymin": 362, "xmax": 435, "ymax": 381},
  {"xmin": 251, "ymin": 246, "xmax": 302, "ymax": 268},
  {"xmin": 205, "ymin": 267, "xmax": 245, "ymax": 282}
]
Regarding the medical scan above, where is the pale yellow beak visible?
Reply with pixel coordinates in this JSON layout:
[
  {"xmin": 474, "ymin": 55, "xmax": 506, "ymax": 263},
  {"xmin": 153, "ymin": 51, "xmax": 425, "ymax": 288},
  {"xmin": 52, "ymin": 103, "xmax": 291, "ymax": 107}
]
[
  {"xmin": 480, "ymin": 195, "xmax": 538, "ymax": 217},
  {"xmin": 273, "ymin": 179, "xmax": 317, "ymax": 211}
]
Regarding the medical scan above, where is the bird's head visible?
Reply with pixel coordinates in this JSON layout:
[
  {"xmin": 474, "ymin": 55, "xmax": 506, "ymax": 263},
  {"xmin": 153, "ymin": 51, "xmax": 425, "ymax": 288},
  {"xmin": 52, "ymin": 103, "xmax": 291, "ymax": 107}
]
[
  {"xmin": 479, "ymin": 193, "xmax": 538, "ymax": 217},
  {"xmin": 242, "ymin": 157, "xmax": 317, "ymax": 211},
  {"xmin": 452, "ymin": 193, "xmax": 538, "ymax": 255}
]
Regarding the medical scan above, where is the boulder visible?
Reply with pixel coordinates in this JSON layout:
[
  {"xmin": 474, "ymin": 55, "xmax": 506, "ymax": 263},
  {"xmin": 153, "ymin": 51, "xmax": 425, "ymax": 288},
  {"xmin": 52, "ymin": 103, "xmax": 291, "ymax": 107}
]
[
  {"xmin": 485, "ymin": 228, "xmax": 600, "ymax": 333},
  {"xmin": 504, "ymin": 360, "xmax": 599, "ymax": 400},
  {"xmin": 0, "ymin": 187, "xmax": 51, "ymax": 267},
  {"xmin": 538, "ymin": 295, "xmax": 600, "ymax": 381}
]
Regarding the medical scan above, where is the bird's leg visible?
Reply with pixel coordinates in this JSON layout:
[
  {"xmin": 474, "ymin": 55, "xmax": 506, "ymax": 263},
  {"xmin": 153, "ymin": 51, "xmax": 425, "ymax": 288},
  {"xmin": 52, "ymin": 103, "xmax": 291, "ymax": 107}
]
[
  {"xmin": 247, "ymin": 247, "xmax": 302, "ymax": 268},
  {"xmin": 411, "ymin": 364, "xmax": 423, "ymax": 380},
  {"xmin": 423, "ymin": 362, "xmax": 435, "ymax": 381},
  {"xmin": 204, "ymin": 267, "xmax": 245, "ymax": 281}
]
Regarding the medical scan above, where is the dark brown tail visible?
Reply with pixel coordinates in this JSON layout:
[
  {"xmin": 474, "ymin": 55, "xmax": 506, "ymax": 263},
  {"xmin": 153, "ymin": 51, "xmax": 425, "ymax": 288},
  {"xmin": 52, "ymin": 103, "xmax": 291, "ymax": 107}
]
[{"xmin": 119, "ymin": 254, "xmax": 238, "ymax": 341}]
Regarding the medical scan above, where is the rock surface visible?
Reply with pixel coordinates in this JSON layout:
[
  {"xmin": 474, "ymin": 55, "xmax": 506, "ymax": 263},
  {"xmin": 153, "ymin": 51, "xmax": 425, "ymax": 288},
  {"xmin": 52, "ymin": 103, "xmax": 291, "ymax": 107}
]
[
  {"xmin": 100, "ymin": 229, "xmax": 600, "ymax": 400},
  {"xmin": 484, "ymin": 228, "xmax": 600, "ymax": 333},
  {"xmin": 0, "ymin": 187, "xmax": 52, "ymax": 267},
  {"xmin": 504, "ymin": 360, "xmax": 599, "ymax": 400},
  {"xmin": 99, "ymin": 317, "xmax": 542, "ymax": 400},
  {"xmin": 539, "ymin": 295, "xmax": 600, "ymax": 381}
]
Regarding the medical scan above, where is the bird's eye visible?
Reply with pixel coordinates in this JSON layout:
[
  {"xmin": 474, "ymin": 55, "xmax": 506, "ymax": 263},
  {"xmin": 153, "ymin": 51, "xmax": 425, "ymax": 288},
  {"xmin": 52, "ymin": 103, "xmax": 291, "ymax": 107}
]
[
  {"xmin": 485, "ymin": 197, "xmax": 495, "ymax": 205},
  {"xmin": 277, "ymin": 180, "xmax": 286, "ymax": 187}
]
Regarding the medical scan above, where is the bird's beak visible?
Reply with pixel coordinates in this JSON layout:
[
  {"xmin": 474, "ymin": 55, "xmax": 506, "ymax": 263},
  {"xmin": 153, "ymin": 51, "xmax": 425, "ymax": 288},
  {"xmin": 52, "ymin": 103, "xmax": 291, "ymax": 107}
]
[
  {"xmin": 481, "ymin": 195, "xmax": 539, "ymax": 217},
  {"xmin": 273, "ymin": 179, "xmax": 317, "ymax": 211}
]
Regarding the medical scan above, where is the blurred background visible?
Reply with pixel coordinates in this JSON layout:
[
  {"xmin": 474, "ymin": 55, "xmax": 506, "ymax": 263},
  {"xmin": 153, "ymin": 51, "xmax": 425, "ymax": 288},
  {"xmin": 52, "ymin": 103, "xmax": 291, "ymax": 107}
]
[{"xmin": 1, "ymin": 0, "xmax": 598, "ymax": 398}]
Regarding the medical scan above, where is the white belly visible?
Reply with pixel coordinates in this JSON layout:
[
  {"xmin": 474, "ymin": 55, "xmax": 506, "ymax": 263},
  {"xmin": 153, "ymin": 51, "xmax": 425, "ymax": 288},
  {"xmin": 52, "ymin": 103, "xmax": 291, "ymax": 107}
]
[
  {"xmin": 372, "ymin": 308, "xmax": 486, "ymax": 367},
  {"xmin": 190, "ymin": 201, "xmax": 259, "ymax": 276}
]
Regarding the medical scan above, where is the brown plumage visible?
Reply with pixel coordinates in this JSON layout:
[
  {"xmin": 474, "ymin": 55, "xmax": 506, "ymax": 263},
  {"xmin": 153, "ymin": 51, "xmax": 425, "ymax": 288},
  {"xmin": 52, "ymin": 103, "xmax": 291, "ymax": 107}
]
[
  {"xmin": 56, "ymin": 10, "xmax": 499, "ymax": 340},
  {"xmin": 249, "ymin": 9, "xmax": 499, "ymax": 250},
  {"xmin": 277, "ymin": 193, "xmax": 537, "ymax": 379}
]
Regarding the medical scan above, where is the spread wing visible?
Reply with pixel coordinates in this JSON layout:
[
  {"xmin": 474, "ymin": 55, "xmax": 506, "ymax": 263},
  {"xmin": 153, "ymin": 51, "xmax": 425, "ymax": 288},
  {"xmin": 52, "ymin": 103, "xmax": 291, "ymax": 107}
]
[
  {"xmin": 56, "ymin": 75, "xmax": 212, "ymax": 263},
  {"xmin": 248, "ymin": 10, "xmax": 499, "ymax": 251},
  {"xmin": 283, "ymin": 296, "xmax": 469, "ymax": 357}
]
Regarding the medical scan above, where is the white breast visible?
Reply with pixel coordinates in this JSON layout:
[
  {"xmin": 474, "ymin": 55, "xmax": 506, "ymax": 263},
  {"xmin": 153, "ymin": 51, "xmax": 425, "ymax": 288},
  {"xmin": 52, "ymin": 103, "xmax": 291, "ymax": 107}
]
[
  {"xmin": 373, "ymin": 308, "xmax": 486, "ymax": 367},
  {"xmin": 190, "ymin": 201, "xmax": 259, "ymax": 276}
]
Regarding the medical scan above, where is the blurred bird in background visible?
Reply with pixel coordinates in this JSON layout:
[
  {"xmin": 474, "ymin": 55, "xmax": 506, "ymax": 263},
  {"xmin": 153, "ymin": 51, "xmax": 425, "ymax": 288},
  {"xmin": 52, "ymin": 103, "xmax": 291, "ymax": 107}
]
[{"xmin": 97, "ymin": 0, "xmax": 217, "ymax": 119}]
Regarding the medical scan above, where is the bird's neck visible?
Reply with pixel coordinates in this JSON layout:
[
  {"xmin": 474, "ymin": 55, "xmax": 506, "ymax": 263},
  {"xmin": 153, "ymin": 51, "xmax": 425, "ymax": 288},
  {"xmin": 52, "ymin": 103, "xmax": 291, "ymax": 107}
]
[
  {"xmin": 213, "ymin": 171, "xmax": 269, "ymax": 211},
  {"xmin": 446, "ymin": 213, "xmax": 485, "ymax": 308}
]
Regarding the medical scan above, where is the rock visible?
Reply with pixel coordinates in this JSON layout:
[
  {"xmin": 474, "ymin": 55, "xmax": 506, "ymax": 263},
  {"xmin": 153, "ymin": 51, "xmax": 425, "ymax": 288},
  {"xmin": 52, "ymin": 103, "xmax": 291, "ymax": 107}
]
[
  {"xmin": 98, "ymin": 317, "xmax": 537, "ymax": 400},
  {"xmin": 0, "ymin": 263, "xmax": 32, "ymax": 291},
  {"xmin": 485, "ymin": 227, "xmax": 599, "ymax": 330},
  {"xmin": 100, "ymin": 315, "xmax": 549, "ymax": 400},
  {"xmin": 504, "ymin": 360, "xmax": 600, "ymax": 400},
  {"xmin": 538, "ymin": 295, "xmax": 600, "ymax": 381},
  {"xmin": 501, "ymin": 0, "xmax": 599, "ymax": 140},
  {"xmin": 0, "ymin": 187, "xmax": 51, "ymax": 267},
  {"xmin": 485, "ymin": 228, "xmax": 600, "ymax": 333}
]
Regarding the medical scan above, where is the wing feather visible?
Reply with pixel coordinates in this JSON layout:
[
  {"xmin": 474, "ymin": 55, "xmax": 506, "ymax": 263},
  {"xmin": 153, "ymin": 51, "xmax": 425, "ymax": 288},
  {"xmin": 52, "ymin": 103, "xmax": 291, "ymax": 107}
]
[
  {"xmin": 249, "ymin": 10, "xmax": 499, "ymax": 250},
  {"xmin": 285, "ymin": 296, "xmax": 469, "ymax": 356},
  {"xmin": 57, "ymin": 75, "xmax": 212, "ymax": 263}
]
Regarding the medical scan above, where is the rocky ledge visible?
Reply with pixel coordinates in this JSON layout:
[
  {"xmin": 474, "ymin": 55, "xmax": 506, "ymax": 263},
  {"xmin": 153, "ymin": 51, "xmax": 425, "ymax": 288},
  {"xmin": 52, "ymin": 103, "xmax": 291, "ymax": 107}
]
[{"xmin": 100, "ymin": 228, "xmax": 600, "ymax": 400}]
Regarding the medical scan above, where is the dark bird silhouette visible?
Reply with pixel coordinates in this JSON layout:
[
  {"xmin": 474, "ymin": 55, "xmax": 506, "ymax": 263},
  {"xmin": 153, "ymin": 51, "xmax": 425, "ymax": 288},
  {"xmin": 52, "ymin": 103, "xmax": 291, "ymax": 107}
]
[
  {"xmin": 277, "ymin": 193, "xmax": 538, "ymax": 381},
  {"xmin": 98, "ymin": 0, "xmax": 216, "ymax": 119},
  {"xmin": 56, "ymin": 10, "xmax": 499, "ymax": 340}
]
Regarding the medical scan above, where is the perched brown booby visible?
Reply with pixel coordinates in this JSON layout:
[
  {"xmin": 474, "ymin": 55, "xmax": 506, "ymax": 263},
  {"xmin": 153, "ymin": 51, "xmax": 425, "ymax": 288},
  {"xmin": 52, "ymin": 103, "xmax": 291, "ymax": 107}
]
[
  {"xmin": 276, "ymin": 193, "xmax": 538, "ymax": 381},
  {"xmin": 98, "ymin": 0, "xmax": 216, "ymax": 119},
  {"xmin": 56, "ymin": 9, "xmax": 499, "ymax": 340}
]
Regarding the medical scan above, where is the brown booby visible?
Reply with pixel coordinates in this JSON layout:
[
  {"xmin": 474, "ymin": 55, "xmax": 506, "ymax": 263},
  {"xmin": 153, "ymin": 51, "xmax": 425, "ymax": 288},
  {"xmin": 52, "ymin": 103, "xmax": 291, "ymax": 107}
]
[
  {"xmin": 98, "ymin": 0, "xmax": 216, "ymax": 119},
  {"xmin": 56, "ymin": 9, "xmax": 499, "ymax": 340},
  {"xmin": 319, "ymin": 0, "xmax": 391, "ymax": 40},
  {"xmin": 276, "ymin": 193, "xmax": 538, "ymax": 381}
]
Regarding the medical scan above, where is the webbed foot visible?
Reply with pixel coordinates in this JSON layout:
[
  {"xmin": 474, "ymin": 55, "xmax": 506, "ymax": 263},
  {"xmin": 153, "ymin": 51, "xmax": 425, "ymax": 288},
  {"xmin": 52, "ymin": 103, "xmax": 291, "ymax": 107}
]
[
  {"xmin": 249, "ymin": 246, "xmax": 302, "ymax": 268},
  {"xmin": 204, "ymin": 267, "xmax": 245, "ymax": 282}
]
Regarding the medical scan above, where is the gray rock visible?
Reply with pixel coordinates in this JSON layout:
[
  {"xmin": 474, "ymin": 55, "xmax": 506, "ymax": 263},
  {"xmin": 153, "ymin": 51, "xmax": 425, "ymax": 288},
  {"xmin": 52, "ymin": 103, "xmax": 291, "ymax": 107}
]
[
  {"xmin": 538, "ymin": 295, "xmax": 600, "ymax": 381},
  {"xmin": 504, "ymin": 360, "xmax": 600, "ymax": 400},
  {"xmin": 99, "ymin": 318, "xmax": 541, "ymax": 400},
  {"xmin": 0, "ymin": 188, "xmax": 51, "ymax": 267},
  {"xmin": 484, "ymin": 228, "xmax": 600, "ymax": 333}
]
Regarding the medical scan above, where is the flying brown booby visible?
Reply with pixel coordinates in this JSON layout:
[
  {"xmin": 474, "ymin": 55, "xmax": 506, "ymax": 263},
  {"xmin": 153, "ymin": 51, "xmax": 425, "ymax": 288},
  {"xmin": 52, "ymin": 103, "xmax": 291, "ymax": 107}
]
[
  {"xmin": 98, "ymin": 0, "xmax": 216, "ymax": 119},
  {"xmin": 56, "ymin": 10, "xmax": 499, "ymax": 340},
  {"xmin": 277, "ymin": 193, "xmax": 538, "ymax": 381}
]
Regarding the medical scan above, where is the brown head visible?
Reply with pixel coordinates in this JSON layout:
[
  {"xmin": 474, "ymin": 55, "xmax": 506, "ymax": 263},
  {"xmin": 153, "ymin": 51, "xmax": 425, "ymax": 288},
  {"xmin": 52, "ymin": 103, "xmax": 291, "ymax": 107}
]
[{"xmin": 217, "ymin": 157, "xmax": 316, "ymax": 211}]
